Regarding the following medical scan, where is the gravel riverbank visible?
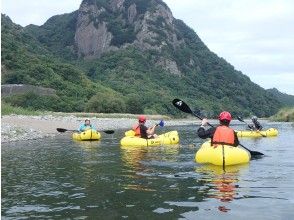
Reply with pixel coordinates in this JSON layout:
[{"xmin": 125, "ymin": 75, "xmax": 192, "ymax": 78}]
[{"xmin": 1, "ymin": 115, "xmax": 195, "ymax": 143}]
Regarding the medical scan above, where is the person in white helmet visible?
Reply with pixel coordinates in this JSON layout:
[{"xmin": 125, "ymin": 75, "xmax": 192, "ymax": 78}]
[
  {"xmin": 79, "ymin": 118, "xmax": 96, "ymax": 132},
  {"xmin": 248, "ymin": 116, "xmax": 263, "ymax": 131}
]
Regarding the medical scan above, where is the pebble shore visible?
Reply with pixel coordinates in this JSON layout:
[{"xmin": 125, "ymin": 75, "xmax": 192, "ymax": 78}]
[{"xmin": 1, "ymin": 115, "xmax": 195, "ymax": 143}]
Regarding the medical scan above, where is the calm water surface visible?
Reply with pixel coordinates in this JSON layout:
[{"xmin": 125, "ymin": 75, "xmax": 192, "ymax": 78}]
[{"xmin": 2, "ymin": 122, "xmax": 294, "ymax": 219}]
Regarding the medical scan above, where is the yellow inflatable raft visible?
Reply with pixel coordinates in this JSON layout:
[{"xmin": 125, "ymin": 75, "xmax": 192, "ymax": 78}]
[
  {"xmin": 236, "ymin": 128, "xmax": 278, "ymax": 137},
  {"xmin": 120, "ymin": 130, "xmax": 179, "ymax": 147},
  {"xmin": 72, "ymin": 129, "xmax": 101, "ymax": 141},
  {"xmin": 195, "ymin": 141, "xmax": 251, "ymax": 166}
]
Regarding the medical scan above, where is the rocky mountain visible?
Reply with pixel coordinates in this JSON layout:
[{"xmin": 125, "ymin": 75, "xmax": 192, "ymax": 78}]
[
  {"xmin": 1, "ymin": 0, "xmax": 284, "ymax": 117},
  {"xmin": 74, "ymin": 0, "xmax": 182, "ymax": 59}
]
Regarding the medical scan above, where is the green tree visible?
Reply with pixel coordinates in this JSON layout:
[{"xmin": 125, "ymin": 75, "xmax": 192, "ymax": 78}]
[
  {"xmin": 126, "ymin": 94, "xmax": 144, "ymax": 114},
  {"xmin": 85, "ymin": 92, "xmax": 126, "ymax": 113}
]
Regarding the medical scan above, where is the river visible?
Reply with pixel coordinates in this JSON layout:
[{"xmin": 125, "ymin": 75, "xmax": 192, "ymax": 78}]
[{"xmin": 2, "ymin": 122, "xmax": 294, "ymax": 219}]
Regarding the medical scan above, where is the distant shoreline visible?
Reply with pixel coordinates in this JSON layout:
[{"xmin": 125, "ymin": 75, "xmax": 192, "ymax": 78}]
[
  {"xmin": 1, "ymin": 114, "xmax": 195, "ymax": 143},
  {"xmin": 2, "ymin": 114, "xmax": 285, "ymax": 143}
]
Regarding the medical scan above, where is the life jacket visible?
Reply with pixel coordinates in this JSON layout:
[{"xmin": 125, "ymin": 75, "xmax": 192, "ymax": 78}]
[
  {"xmin": 212, "ymin": 125, "xmax": 235, "ymax": 146},
  {"xmin": 80, "ymin": 124, "xmax": 93, "ymax": 132},
  {"xmin": 132, "ymin": 123, "xmax": 141, "ymax": 136}
]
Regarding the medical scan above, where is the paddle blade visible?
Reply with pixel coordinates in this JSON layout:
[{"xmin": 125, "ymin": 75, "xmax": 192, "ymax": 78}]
[
  {"xmin": 158, "ymin": 120, "xmax": 164, "ymax": 127},
  {"xmin": 240, "ymin": 144, "xmax": 264, "ymax": 156},
  {"xmin": 251, "ymin": 151, "xmax": 264, "ymax": 156},
  {"xmin": 103, "ymin": 130, "xmax": 115, "ymax": 134},
  {"xmin": 57, "ymin": 128, "xmax": 67, "ymax": 132},
  {"xmin": 172, "ymin": 99, "xmax": 193, "ymax": 114},
  {"xmin": 237, "ymin": 116, "xmax": 245, "ymax": 122}
]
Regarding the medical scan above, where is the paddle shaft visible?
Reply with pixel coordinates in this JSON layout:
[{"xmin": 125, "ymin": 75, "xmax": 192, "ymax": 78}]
[{"xmin": 191, "ymin": 111, "xmax": 214, "ymax": 127}]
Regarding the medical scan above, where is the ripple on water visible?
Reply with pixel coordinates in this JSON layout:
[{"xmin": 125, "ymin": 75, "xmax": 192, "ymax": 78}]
[
  {"xmin": 165, "ymin": 201, "xmax": 199, "ymax": 208},
  {"xmin": 68, "ymin": 193, "xmax": 86, "ymax": 199},
  {"xmin": 153, "ymin": 207, "xmax": 174, "ymax": 214},
  {"xmin": 6, "ymin": 205, "xmax": 50, "ymax": 214}
]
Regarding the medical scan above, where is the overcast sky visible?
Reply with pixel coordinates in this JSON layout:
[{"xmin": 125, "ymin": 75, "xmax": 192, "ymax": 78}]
[{"xmin": 2, "ymin": 0, "xmax": 294, "ymax": 95}]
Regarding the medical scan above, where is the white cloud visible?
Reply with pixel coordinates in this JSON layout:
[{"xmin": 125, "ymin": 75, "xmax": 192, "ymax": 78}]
[
  {"xmin": 1, "ymin": 0, "xmax": 81, "ymax": 26},
  {"xmin": 165, "ymin": 0, "xmax": 294, "ymax": 95},
  {"xmin": 252, "ymin": 72, "xmax": 294, "ymax": 95}
]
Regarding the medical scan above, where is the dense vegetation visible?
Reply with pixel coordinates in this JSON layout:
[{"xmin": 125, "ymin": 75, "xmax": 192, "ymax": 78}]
[
  {"xmin": 1, "ymin": 0, "xmax": 285, "ymax": 118},
  {"xmin": 270, "ymin": 108, "xmax": 294, "ymax": 122},
  {"xmin": 267, "ymin": 88, "xmax": 294, "ymax": 107},
  {"xmin": 1, "ymin": 15, "xmax": 122, "ymax": 112}
]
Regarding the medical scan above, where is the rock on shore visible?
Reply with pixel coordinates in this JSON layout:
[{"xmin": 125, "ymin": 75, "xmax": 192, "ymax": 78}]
[{"xmin": 1, "ymin": 124, "xmax": 54, "ymax": 143}]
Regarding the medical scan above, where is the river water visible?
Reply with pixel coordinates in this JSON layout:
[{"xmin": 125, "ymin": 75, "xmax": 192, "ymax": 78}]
[{"xmin": 2, "ymin": 122, "xmax": 294, "ymax": 219}]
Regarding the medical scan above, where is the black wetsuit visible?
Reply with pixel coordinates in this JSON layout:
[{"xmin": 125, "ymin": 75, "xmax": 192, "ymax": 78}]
[
  {"xmin": 139, "ymin": 124, "xmax": 148, "ymax": 139},
  {"xmin": 248, "ymin": 120, "xmax": 263, "ymax": 130},
  {"xmin": 253, "ymin": 120, "xmax": 263, "ymax": 130}
]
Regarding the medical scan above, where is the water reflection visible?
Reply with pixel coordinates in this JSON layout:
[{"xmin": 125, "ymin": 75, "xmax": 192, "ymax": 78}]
[
  {"xmin": 73, "ymin": 140, "xmax": 101, "ymax": 152},
  {"xmin": 120, "ymin": 145, "xmax": 180, "ymax": 171},
  {"xmin": 120, "ymin": 145, "xmax": 180, "ymax": 191},
  {"xmin": 196, "ymin": 164, "xmax": 248, "ymax": 213}
]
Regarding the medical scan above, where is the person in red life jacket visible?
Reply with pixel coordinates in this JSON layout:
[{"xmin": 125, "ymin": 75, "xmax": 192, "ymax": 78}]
[
  {"xmin": 197, "ymin": 111, "xmax": 239, "ymax": 147},
  {"xmin": 132, "ymin": 115, "xmax": 158, "ymax": 139}
]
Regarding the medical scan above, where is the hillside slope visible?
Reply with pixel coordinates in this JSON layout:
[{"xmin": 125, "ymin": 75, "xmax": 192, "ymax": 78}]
[
  {"xmin": 1, "ymin": 14, "xmax": 122, "ymax": 112},
  {"xmin": 1, "ymin": 0, "xmax": 282, "ymax": 117},
  {"xmin": 267, "ymin": 88, "xmax": 294, "ymax": 107}
]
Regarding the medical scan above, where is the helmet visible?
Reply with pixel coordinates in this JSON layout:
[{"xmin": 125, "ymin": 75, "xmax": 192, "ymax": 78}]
[
  {"xmin": 219, "ymin": 111, "xmax": 232, "ymax": 121},
  {"xmin": 252, "ymin": 116, "xmax": 257, "ymax": 121},
  {"xmin": 138, "ymin": 115, "xmax": 146, "ymax": 122},
  {"xmin": 85, "ymin": 118, "xmax": 90, "ymax": 122}
]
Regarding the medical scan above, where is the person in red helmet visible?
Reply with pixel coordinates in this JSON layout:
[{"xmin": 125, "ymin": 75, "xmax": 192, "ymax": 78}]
[
  {"xmin": 132, "ymin": 115, "xmax": 157, "ymax": 139},
  {"xmin": 197, "ymin": 111, "xmax": 239, "ymax": 147}
]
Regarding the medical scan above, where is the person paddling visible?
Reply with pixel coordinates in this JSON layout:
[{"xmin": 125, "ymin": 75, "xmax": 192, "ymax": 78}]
[
  {"xmin": 132, "ymin": 115, "xmax": 158, "ymax": 139},
  {"xmin": 79, "ymin": 118, "xmax": 96, "ymax": 132},
  {"xmin": 197, "ymin": 111, "xmax": 239, "ymax": 147},
  {"xmin": 248, "ymin": 116, "xmax": 263, "ymax": 131}
]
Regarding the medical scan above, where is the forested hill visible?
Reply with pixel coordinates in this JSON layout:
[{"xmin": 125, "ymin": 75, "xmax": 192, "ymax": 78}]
[
  {"xmin": 267, "ymin": 88, "xmax": 294, "ymax": 106},
  {"xmin": 1, "ymin": 0, "xmax": 283, "ymax": 117}
]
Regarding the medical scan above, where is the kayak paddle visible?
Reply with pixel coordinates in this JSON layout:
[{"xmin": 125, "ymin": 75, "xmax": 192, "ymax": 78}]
[
  {"xmin": 172, "ymin": 99, "xmax": 264, "ymax": 156},
  {"xmin": 56, "ymin": 128, "xmax": 115, "ymax": 134},
  {"xmin": 237, "ymin": 116, "xmax": 266, "ymax": 137}
]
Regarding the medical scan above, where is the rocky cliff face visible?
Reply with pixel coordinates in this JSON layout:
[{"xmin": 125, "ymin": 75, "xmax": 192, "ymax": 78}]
[
  {"xmin": 75, "ymin": 1, "xmax": 113, "ymax": 58},
  {"xmin": 74, "ymin": 0, "xmax": 184, "ymax": 73}
]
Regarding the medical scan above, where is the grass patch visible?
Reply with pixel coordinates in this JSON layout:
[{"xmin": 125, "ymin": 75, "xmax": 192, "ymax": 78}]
[
  {"xmin": 270, "ymin": 107, "xmax": 294, "ymax": 122},
  {"xmin": 1, "ymin": 102, "xmax": 43, "ymax": 116}
]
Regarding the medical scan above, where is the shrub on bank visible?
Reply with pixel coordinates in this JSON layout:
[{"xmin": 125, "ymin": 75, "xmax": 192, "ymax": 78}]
[
  {"xmin": 85, "ymin": 92, "xmax": 126, "ymax": 113},
  {"xmin": 270, "ymin": 108, "xmax": 294, "ymax": 122}
]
